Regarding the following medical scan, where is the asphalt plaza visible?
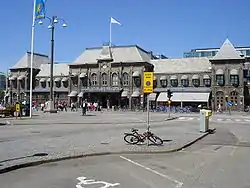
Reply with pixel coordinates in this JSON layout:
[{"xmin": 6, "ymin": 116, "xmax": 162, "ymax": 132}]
[{"xmin": 1, "ymin": 142, "xmax": 250, "ymax": 188}]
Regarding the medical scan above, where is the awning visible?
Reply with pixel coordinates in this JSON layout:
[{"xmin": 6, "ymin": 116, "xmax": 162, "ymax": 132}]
[
  {"xmin": 9, "ymin": 76, "xmax": 17, "ymax": 81},
  {"xmin": 121, "ymin": 90, "xmax": 128, "ymax": 97},
  {"xmin": 157, "ymin": 92, "xmax": 210, "ymax": 102},
  {"xmin": 62, "ymin": 77, "xmax": 68, "ymax": 82},
  {"xmin": 40, "ymin": 78, "xmax": 46, "ymax": 82},
  {"xmin": 68, "ymin": 91, "xmax": 78, "ymax": 97},
  {"xmin": 131, "ymin": 91, "xmax": 140, "ymax": 97},
  {"xmin": 79, "ymin": 73, "xmax": 87, "ymax": 78},
  {"xmin": 17, "ymin": 75, "xmax": 25, "ymax": 80},
  {"xmin": 78, "ymin": 92, "xmax": 84, "ymax": 97},
  {"xmin": 148, "ymin": 93, "xmax": 157, "ymax": 101},
  {"xmin": 132, "ymin": 71, "xmax": 140, "ymax": 77},
  {"xmin": 54, "ymin": 77, "xmax": 61, "ymax": 82}
]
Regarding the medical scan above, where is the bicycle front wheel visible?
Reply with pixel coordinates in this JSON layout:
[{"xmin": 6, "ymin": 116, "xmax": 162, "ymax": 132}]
[
  {"xmin": 124, "ymin": 134, "xmax": 140, "ymax": 145},
  {"xmin": 148, "ymin": 135, "xmax": 163, "ymax": 146}
]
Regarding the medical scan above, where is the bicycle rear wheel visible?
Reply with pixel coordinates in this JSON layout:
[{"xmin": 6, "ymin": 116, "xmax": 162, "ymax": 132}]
[
  {"xmin": 148, "ymin": 135, "xmax": 163, "ymax": 146},
  {"xmin": 124, "ymin": 134, "xmax": 140, "ymax": 144}
]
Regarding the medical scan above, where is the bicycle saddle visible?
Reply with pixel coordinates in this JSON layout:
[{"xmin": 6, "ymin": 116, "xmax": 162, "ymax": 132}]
[{"xmin": 131, "ymin": 128, "xmax": 138, "ymax": 132}]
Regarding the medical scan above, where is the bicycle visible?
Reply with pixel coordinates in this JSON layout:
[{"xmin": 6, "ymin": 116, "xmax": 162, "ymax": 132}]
[{"xmin": 124, "ymin": 128, "xmax": 163, "ymax": 146}]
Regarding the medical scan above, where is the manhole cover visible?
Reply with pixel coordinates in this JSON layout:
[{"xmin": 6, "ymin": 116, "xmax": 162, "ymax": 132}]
[{"xmin": 33, "ymin": 153, "xmax": 49, "ymax": 157}]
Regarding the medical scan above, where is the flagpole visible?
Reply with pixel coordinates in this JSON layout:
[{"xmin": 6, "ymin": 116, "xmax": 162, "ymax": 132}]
[
  {"xmin": 29, "ymin": 0, "xmax": 36, "ymax": 118},
  {"xmin": 109, "ymin": 18, "xmax": 112, "ymax": 47}
]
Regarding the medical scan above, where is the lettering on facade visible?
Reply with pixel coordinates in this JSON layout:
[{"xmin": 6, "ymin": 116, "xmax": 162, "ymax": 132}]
[{"xmin": 76, "ymin": 176, "xmax": 120, "ymax": 188}]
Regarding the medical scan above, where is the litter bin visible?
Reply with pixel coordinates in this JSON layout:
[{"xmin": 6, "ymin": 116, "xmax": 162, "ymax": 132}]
[{"xmin": 199, "ymin": 109, "xmax": 212, "ymax": 132}]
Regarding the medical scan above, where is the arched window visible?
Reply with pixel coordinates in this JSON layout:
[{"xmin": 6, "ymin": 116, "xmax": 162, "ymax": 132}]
[
  {"xmin": 91, "ymin": 73, "xmax": 97, "ymax": 86},
  {"xmin": 230, "ymin": 69, "xmax": 239, "ymax": 86},
  {"xmin": 216, "ymin": 69, "xmax": 224, "ymax": 86},
  {"xmin": 123, "ymin": 72, "xmax": 129, "ymax": 86},
  {"xmin": 112, "ymin": 73, "xmax": 119, "ymax": 86},
  {"xmin": 102, "ymin": 73, "xmax": 108, "ymax": 86}
]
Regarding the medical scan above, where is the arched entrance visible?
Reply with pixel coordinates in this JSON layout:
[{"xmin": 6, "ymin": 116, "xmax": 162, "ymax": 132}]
[
  {"xmin": 215, "ymin": 91, "xmax": 225, "ymax": 110},
  {"xmin": 229, "ymin": 90, "xmax": 239, "ymax": 110}
]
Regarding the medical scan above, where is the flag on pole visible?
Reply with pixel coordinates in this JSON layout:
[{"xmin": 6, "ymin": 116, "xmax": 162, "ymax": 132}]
[
  {"xmin": 35, "ymin": 0, "xmax": 46, "ymax": 20},
  {"xmin": 110, "ymin": 17, "xmax": 121, "ymax": 25}
]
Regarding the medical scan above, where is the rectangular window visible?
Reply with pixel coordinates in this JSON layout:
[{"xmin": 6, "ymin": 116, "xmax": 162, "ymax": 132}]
[
  {"xmin": 170, "ymin": 79, "xmax": 178, "ymax": 87},
  {"xmin": 230, "ymin": 75, "xmax": 239, "ymax": 86},
  {"xmin": 181, "ymin": 79, "xmax": 189, "ymax": 87},
  {"xmin": 192, "ymin": 79, "xmax": 200, "ymax": 87},
  {"xmin": 203, "ymin": 79, "xmax": 211, "ymax": 87},
  {"xmin": 216, "ymin": 75, "xmax": 224, "ymax": 86}
]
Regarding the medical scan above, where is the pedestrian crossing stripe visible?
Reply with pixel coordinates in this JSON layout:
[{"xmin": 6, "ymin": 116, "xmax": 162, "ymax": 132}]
[{"xmin": 177, "ymin": 117, "xmax": 250, "ymax": 123}]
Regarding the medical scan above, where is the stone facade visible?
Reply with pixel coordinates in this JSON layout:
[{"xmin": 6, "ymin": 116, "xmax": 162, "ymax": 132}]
[
  {"xmin": 6, "ymin": 40, "xmax": 250, "ymax": 111},
  {"xmin": 68, "ymin": 45, "xmax": 153, "ymax": 109}
]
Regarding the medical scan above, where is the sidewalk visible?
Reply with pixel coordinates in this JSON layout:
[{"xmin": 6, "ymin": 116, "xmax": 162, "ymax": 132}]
[{"xmin": 0, "ymin": 112, "xmax": 212, "ymax": 173}]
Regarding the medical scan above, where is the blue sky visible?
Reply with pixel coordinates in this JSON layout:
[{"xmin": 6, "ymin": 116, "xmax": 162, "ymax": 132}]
[{"xmin": 1, "ymin": 0, "xmax": 250, "ymax": 72}]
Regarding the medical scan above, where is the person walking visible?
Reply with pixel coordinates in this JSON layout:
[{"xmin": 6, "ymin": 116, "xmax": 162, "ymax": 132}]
[{"xmin": 81, "ymin": 99, "xmax": 88, "ymax": 116}]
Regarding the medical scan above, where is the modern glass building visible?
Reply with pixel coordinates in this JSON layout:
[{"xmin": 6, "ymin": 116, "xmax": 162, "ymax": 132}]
[
  {"xmin": 0, "ymin": 72, "xmax": 6, "ymax": 90},
  {"xmin": 184, "ymin": 46, "xmax": 250, "ymax": 58}
]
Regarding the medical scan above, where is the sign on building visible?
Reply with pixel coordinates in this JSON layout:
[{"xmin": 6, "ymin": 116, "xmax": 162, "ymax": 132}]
[{"xmin": 143, "ymin": 72, "xmax": 153, "ymax": 93}]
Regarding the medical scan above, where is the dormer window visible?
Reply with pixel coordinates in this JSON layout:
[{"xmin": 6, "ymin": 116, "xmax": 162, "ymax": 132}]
[
  {"xmin": 132, "ymin": 71, "xmax": 141, "ymax": 87},
  {"xmin": 203, "ymin": 75, "xmax": 211, "ymax": 87},
  {"xmin": 181, "ymin": 75, "xmax": 189, "ymax": 87},
  {"xmin": 216, "ymin": 69, "xmax": 224, "ymax": 86},
  {"xmin": 170, "ymin": 75, "xmax": 178, "ymax": 87},
  {"xmin": 160, "ymin": 76, "xmax": 167, "ymax": 88},
  {"xmin": 192, "ymin": 75, "xmax": 200, "ymax": 87}
]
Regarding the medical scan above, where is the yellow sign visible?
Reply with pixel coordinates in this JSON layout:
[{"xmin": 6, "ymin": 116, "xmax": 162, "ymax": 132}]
[
  {"xmin": 16, "ymin": 104, "xmax": 20, "ymax": 112},
  {"xmin": 168, "ymin": 100, "xmax": 171, "ymax": 105},
  {"xmin": 143, "ymin": 72, "xmax": 153, "ymax": 93}
]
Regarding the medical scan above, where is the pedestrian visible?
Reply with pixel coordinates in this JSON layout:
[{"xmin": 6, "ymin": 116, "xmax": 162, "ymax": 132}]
[{"xmin": 81, "ymin": 99, "xmax": 87, "ymax": 116}]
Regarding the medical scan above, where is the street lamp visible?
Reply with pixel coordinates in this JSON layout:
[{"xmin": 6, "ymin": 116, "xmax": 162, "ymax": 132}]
[{"xmin": 39, "ymin": 16, "xmax": 67, "ymax": 113}]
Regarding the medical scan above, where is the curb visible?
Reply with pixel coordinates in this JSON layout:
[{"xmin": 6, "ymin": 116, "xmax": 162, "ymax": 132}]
[
  {"xmin": 0, "ymin": 128, "xmax": 216, "ymax": 174},
  {"xmin": 10, "ymin": 118, "xmax": 178, "ymax": 126}
]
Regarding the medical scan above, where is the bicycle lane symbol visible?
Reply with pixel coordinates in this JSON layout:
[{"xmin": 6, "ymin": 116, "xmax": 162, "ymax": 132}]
[{"xmin": 76, "ymin": 176, "xmax": 120, "ymax": 188}]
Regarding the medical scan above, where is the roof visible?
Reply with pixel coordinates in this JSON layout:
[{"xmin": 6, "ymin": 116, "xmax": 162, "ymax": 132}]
[
  {"xmin": 71, "ymin": 45, "xmax": 152, "ymax": 65},
  {"xmin": 151, "ymin": 57, "xmax": 211, "ymax": 74},
  {"xmin": 11, "ymin": 52, "xmax": 50, "ymax": 69},
  {"xmin": 212, "ymin": 39, "xmax": 244, "ymax": 60},
  {"xmin": 36, "ymin": 63, "xmax": 69, "ymax": 77}
]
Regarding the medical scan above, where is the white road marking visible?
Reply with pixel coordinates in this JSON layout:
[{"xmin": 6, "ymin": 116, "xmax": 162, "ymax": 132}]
[
  {"xmin": 76, "ymin": 176, "xmax": 120, "ymax": 188},
  {"xmin": 217, "ymin": 119, "xmax": 223, "ymax": 121},
  {"xmin": 120, "ymin": 155, "xmax": 183, "ymax": 188},
  {"xmin": 178, "ymin": 117, "xmax": 186, "ymax": 120},
  {"xmin": 244, "ymin": 119, "xmax": 250, "ymax": 122},
  {"xmin": 234, "ymin": 119, "xmax": 241, "ymax": 122},
  {"xmin": 188, "ymin": 117, "xmax": 194, "ymax": 120},
  {"xmin": 225, "ymin": 119, "xmax": 232, "ymax": 121}
]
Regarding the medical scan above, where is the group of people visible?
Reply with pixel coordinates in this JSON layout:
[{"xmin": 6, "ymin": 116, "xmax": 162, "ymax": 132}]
[{"xmin": 80, "ymin": 100, "xmax": 101, "ymax": 116}]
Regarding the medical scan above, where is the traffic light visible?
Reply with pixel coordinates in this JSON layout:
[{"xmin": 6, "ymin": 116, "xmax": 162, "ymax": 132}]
[{"xmin": 167, "ymin": 89, "xmax": 173, "ymax": 99}]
